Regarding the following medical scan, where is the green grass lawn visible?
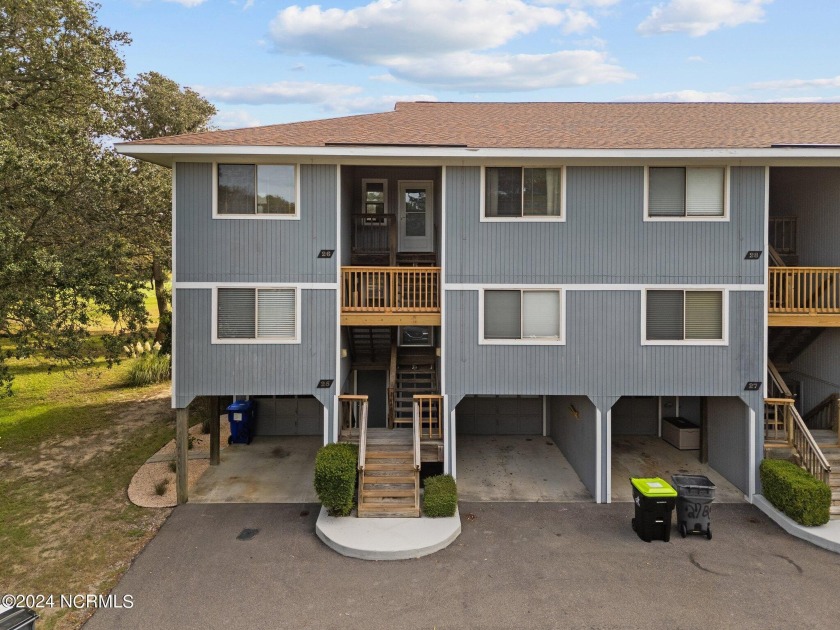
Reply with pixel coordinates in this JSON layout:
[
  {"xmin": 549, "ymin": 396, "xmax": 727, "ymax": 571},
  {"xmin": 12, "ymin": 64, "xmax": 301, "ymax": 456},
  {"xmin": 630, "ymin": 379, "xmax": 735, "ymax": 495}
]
[{"xmin": 0, "ymin": 293, "xmax": 175, "ymax": 629}]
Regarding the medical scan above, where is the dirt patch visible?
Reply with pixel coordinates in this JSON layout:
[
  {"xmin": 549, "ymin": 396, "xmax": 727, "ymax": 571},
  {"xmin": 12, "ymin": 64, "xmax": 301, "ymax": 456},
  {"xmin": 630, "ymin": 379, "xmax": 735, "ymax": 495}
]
[{"xmin": 272, "ymin": 446, "xmax": 290, "ymax": 458}]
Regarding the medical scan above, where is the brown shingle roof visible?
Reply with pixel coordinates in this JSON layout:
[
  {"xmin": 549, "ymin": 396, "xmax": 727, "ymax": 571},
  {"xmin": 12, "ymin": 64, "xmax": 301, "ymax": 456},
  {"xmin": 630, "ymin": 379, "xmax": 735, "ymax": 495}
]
[{"xmin": 126, "ymin": 102, "xmax": 840, "ymax": 150}]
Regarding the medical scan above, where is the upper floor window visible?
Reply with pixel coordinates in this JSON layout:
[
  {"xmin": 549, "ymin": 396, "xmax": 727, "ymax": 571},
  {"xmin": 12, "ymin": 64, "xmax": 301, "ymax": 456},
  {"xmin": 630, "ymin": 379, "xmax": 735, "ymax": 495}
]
[
  {"xmin": 215, "ymin": 287, "xmax": 299, "ymax": 344},
  {"xmin": 362, "ymin": 179, "xmax": 387, "ymax": 214},
  {"xmin": 482, "ymin": 289, "xmax": 564, "ymax": 344},
  {"xmin": 483, "ymin": 167, "xmax": 565, "ymax": 220},
  {"xmin": 646, "ymin": 167, "xmax": 727, "ymax": 220},
  {"xmin": 644, "ymin": 289, "xmax": 725, "ymax": 345},
  {"xmin": 216, "ymin": 164, "xmax": 297, "ymax": 218}
]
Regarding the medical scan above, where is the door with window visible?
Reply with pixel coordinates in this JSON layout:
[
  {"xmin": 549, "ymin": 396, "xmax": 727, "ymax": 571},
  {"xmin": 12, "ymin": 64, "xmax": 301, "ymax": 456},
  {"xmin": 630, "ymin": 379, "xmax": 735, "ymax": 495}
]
[{"xmin": 398, "ymin": 181, "xmax": 434, "ymax": 252}]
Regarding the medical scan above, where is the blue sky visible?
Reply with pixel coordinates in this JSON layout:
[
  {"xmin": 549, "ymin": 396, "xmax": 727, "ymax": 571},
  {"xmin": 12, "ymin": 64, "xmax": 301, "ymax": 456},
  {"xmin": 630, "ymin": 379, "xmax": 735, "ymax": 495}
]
[{"xmin": 100, "ymin": 0, "xmax": 840, "ymax": 129}]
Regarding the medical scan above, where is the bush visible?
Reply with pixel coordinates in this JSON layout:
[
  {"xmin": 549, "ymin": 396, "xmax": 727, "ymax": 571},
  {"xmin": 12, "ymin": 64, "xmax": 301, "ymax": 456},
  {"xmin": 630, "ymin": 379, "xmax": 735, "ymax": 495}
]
[
  {"xmin": 760, "ymin": 459, "xmax": 831, "ymax": 526},
  {"xmin": 127, "ymin": 351, "xmax": 171, "ymax": 386},
  {"xmin": 423, "ymin": 474, "xmax": 457, "ymax": 517},
  {"xmin": 314, "ymin": 443, "xmax": 358, "ymax": 516}
]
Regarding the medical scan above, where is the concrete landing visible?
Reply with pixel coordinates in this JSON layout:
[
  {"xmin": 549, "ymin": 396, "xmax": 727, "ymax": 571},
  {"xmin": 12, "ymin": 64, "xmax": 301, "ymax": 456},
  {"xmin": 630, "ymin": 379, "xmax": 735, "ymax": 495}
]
[{"xmin": 316, "ymin": 506, "xmax": 462, "ymax": 560}]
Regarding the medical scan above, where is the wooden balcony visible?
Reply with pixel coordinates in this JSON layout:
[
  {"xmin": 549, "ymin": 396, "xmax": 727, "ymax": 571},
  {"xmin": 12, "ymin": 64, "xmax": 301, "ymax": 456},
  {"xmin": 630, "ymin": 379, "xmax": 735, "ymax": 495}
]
[
  {"xmin": 351, "ymin": 213, "xmax": 397, "ymax": 266},
  {"xmin": 769, "ymin": 267, "xmax": 840, "ymax": 326},
  {"xmin": 341, "ymin": 266, "xmax": 441, "ymax": 326}
]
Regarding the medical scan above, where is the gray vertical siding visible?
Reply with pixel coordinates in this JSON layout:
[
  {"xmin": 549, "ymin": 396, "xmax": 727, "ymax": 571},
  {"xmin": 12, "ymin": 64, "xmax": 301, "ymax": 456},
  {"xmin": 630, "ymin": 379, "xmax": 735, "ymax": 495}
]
[
  {"xmin": 770, "ymin": 167, "xmax": 840, "ymax": 266},
  {"xmin": 792, "ymin": 329, "xmax": 840, "ymax": 413},
  {"xmin": 445, "ymin": 290, "xmax": 764, "ymax": 402},
  {"xmin": 175, "ymin": 163, "xmax": 338, "ymax": 282},
  {"xmin": 445, "ymin": 166, "xmax": 766, "ymax": 284},
  {"xmin": 549, "ymin": 395, "xmax": 598, "ymax": 499},
  {"xmin": 455, "ymin": 396, "xmax": 542, "ymax": 434},
  {"xmin": 707, "ymin": 397, "xmax": 749, "ymax": 494},
  {"xmin": 611, "ymin": 397, "xmax": 659, "ymax": 435},
  {"xmin": 173, "ymin": 288, "xmax": 336, "ymax": 412}
]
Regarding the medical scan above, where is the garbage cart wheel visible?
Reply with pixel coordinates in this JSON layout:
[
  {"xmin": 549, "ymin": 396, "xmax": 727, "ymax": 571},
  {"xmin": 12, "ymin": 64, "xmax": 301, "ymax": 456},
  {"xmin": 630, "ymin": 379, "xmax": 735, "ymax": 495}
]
[
  {"xmin": 706, "ymin": 526, "xmax": 712, "ymax": 540},
  {"xmin": 679, "ymin": 523, "xmax": 687, "ymax": 538},
  {"xmin": 664, "ymin": 526, "xmax": 671, "ymax": 543}
]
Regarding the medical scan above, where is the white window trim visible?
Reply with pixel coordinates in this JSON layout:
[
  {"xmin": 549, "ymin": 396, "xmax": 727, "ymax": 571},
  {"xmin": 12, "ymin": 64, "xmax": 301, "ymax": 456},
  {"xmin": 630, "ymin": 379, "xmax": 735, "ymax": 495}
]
[
  {"xmin": 212, "ymin": 162, "xmax": 301, "ymax": 220},
  {"xmin": 643, "ymin": 166, "xmax": 730, "ymax": 223},
  {"xmin": 478, "ymin": 286, "xmax": 566, "ymax": 345},
  {"xmin": 641, "ymin": 288, "xmax": 729, "ymax": 346},
  {"xmin": 480, "ymin": 166, "xmax": 567, "ymax": 222},
  {"xmin": 211, "ymin": 285, "xmax": 301, "ymax": 344},
  {"xmin": 361, "ymin": 178, "xmax": 388, "ymax": 214}
]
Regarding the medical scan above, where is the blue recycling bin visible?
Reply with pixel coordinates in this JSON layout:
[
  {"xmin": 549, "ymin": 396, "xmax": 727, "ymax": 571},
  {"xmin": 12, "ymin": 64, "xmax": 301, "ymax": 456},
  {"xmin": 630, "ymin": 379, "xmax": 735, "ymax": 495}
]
[{"xmin": 227, "ymin": 400, "xmax": 255, "ymax": 445}]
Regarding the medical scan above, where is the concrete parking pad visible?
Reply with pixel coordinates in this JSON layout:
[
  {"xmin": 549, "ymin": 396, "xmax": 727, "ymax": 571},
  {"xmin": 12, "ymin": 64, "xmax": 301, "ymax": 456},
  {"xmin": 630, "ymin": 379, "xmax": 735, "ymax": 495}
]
[
  {"xmin": 457, "ymin": 435, "xmax": 592, "ymax": 501},
  {"xmin": 87, "ymin": 502, "xmax": 840, "ymax": 630},
  {"xmin": 611, "ymin": 435, "xmax": 745, "ymax": 503},
  {"xmin": 191, "ymin": 436, "xmax": 320, "ymax": 503}
]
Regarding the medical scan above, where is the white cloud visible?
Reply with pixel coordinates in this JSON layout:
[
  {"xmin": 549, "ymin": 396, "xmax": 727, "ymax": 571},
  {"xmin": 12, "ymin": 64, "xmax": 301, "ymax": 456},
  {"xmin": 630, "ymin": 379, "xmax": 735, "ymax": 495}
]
[
  {"xmin": 162, "ymin": 0, "xmax": 207, "ymax": 7},
  {"xmin": 370, "ymin": 73, "xmax": 399, "ymax": 83},
  {"xmin": 242, "ymin": 0, "xmax": 255, "ymax": 9},
  {"xmin": 687, "ymin": 55, "xmax": 704, "ymax": 62},
  {"xmin": 270, "ymin": 0, "xmax": 596, "ymax": 65},
  {"xmin": 268, "ymin": 0, "xmax": 632, "ymax": 92},
  {"xmin": 621, "ymin": 89, "xmax": 737, "ymax": 102},
  {"xmin": 638, "ymin": 0, "xmax": 770, "ymax": 37},
  {"xmin": 387, "ymin": 50, "xmax": 634, "ymax": 91},
  {"xmin": 324, "ymin": 94, "xmax": 439, "ymax": 114},
  {"xmin": 213, "ymin": 110, "xmax": 262, "ymax": 129},
  {"xmin": 197, "ymin": 81, "xmax": 363, "ymax": 105},
  {"xmin": 750, "ymin": 76, "xmax": 840, "ymax": 90}
]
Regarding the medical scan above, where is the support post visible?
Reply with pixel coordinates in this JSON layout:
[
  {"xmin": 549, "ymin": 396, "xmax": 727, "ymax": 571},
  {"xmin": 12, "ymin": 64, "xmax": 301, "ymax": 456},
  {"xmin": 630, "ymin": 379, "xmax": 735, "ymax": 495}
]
[
  {"xmin": 210, "ymin": 396, "xmax": 220, "ymax": 466},
  {"xmin": 176, "ymin": 408, "xmax": 189, "ymax": 505}
]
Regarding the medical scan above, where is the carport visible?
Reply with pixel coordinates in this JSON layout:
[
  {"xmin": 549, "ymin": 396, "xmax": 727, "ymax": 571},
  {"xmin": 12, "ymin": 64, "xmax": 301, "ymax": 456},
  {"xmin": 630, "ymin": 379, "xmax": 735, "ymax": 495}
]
[
  {"xmin": 455, "ymin": 395, "xmax": 592, "ymax": 502},
  {"xmin": 191, "ymin": 396, "xmax": 323, "ymax": 503},
  {"xmin": 609, "ymin": 396, "xmax": 748, "ymax": 503}
]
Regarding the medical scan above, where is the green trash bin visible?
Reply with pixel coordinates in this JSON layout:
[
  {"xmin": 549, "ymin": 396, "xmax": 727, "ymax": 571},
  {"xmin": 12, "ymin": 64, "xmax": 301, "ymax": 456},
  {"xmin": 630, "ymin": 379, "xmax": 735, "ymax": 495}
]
[{"xmin": 630, "ymin": 477, "xmax": 677, "ymax": 542}]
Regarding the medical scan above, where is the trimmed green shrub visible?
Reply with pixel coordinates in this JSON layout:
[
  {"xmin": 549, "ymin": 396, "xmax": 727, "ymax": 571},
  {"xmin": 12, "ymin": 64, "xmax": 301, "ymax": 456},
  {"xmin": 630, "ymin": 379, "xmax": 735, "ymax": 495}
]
[
  {"xmin": 127, "ymin": 352, "xmax": 171, "ymax": 386},
  {"xmin": 423, "ymin": 474, "xmax": 457, "ymax": 517},
  {"xmin": 760, "ymin": 459, "xmax": 831, "ymax": 526},
  {"xmin": 314, "ymin": 443, "xmax": 358, "ymax": 516}
]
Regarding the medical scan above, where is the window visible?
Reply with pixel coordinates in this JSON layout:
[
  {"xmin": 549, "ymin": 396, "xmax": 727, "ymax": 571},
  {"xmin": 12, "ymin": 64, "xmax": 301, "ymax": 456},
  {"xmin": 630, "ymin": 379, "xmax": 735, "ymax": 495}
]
[
  {"xmin": 362, "ymin": 179, "xmax": 387, "ymax": 215},
  {"xmin": 645, "ymin": 290, "xmax": 724, "ymax": 343},
  {"xmin": 216, "ymin": 164, "xmax": 296, "ymax": 217},
  {"xmin": 484, "ymin": 167, "xmax": 564, "ymax": 219},
  {"xmin": 482, "ymin": 289, "xmax": 563, "ymax": 343},
  {"xmin": 215, "ymin": 287, "xmax": 298, "ymax": 343},
  {"xmin": 646, "ymin": 167, "xmax": 726, "ymax": 219}
]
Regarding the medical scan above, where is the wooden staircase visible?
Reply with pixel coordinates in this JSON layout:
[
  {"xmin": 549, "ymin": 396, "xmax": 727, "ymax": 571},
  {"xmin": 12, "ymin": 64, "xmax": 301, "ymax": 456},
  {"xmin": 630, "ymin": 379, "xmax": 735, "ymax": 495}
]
[
  {"xmin": 392, "ymin": 364, "xmax": 437, "ymax": 428},
  {"xmin": 358, "ymin": 428, "xmax": 420, "ymax": 517}
]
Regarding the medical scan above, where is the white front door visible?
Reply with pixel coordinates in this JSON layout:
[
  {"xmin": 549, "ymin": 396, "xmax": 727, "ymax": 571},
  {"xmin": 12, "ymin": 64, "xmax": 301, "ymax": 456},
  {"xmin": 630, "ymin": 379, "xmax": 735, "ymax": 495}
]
[{"xmin": 398, "ymin": 181, "xmax": 434, "ymax": 252}]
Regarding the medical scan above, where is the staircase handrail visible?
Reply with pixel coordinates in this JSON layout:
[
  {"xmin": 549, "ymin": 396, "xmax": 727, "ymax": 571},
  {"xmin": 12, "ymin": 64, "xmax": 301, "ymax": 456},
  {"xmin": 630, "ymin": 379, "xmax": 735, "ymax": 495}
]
[
  {"xmin": 358, "ymin": 398, "xmax": 369, "ymax": 471},
  {"xmin": 767, "ymin": 361, "xmax": 793, "ymax": 398},
  {"xmin": 803, "ymin": 393, "xmax": 840, "ymax": 432},
  {"xmin": 412, "ymin": 399, "xmax": 421, "ymax": 471},
  {"xmin": 768, "ymin": 244, "xmax": 786, "ymax": 267},
  {"xmin": 787, "ymin": 401, "xmax": 832, "ymax": 485}
]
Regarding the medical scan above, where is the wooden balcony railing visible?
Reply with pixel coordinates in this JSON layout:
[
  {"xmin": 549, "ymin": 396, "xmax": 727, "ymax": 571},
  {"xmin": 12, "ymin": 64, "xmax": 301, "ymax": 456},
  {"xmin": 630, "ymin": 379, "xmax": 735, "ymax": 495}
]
[
  {"xmin": 341, "ymin": 266, "xmax": 440, "ymax": 325},
  {"xmin": 769, "ymin": 216, "xmax": 797, "ymax": 256},
  {"xmin": 414, "ymin": 394, "xmax": 443, "ymax": 440},
  {"xmin": 769, "ymin": 267, "xmax": 840, "ymax": 324}
]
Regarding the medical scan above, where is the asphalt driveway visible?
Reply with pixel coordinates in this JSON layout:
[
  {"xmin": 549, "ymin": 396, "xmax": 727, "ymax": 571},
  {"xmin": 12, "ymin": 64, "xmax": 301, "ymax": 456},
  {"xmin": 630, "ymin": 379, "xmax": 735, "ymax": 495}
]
[{"xmin": 86, "ymin": 503, "xmax": 840, "ymax": 629}]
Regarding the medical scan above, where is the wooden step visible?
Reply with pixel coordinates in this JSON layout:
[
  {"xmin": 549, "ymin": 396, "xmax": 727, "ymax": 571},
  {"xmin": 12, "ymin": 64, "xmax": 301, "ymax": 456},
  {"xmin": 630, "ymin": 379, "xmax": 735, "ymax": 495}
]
[
  {"xmin": 358, "ymin": 505, "xmax": 420, "ymax": 518},
  {"xmin": 360, "ymin": 496, "xmax": 415, "ymax": 506},
  {"xmin": 830, "ymin": 505, "xmax": 840, "ymax": 516},
  {"xmin": 366, "ymin": 451, "xmax": 412, "ymax": 459},
  {"xmin": 360, "ymin": 489, "xmax": 415, "ymax": 498},
  {"xmin": 364, "ymin": 462, "xmax": 416, "ymax": 471}
]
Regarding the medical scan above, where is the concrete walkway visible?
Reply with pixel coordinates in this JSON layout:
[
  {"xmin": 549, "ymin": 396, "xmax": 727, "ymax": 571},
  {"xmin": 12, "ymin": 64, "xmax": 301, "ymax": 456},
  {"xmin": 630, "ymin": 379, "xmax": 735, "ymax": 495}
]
[
  {"xmin": 191, "ymin": 436, "xmax": 320, "ymax": 503},
  {"xmin": 457, "ymin": 435, "xmax": 592, "ymax": 501},
  {"xmin": 87, "ymin": 502, "xmax": 840, "ymax": 630}
]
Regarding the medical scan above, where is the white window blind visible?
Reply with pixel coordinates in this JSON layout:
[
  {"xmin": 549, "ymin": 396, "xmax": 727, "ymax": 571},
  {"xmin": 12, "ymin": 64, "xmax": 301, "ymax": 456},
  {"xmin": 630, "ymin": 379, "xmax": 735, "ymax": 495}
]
[
  {"xmin": 685, "ymin": 291, "xmax": 723, "ymax": 339},
  {"xmin": 522, "ymin": 291, "xmax": 560, "ymax": 338},
  {"xmin": 217, "ymin": 288, "xmax": 256, "ymax": 338},
  {"xmin": 256, "ymin": 289, "xmax": 296, "ymax": 339},
  {"xmin": 686, "ymin": 168, "xmax": 724, "ymax": 216}
]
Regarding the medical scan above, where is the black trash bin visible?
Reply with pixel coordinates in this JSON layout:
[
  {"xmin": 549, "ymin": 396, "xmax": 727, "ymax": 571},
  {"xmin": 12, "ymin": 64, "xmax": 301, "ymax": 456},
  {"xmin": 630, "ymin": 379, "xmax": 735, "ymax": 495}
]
[
  {"xmin": 226, "ymin": 399, "xmax": 255, "ymax": 445},
  {"xmin": 630, "ymin": 477, "xmax": 677, "ymax": 542},
  {"xmin": 671, "ymin": 474, "xmax": 716, "ymax": 539},
  {"xmin": 0, "ymin": 605, "xmax": 38, "ymax": 630}
]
